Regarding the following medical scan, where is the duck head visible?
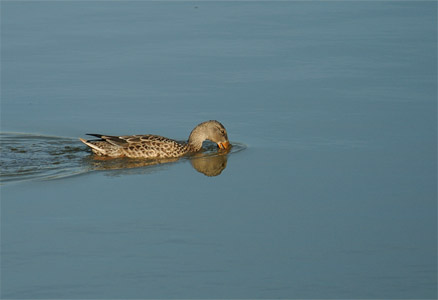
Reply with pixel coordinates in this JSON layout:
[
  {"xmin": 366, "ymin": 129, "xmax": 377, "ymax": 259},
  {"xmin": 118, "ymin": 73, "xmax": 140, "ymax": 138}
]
[{"xmin": 188, "ymin": 120, "xmax": 230, "ymax": 151}]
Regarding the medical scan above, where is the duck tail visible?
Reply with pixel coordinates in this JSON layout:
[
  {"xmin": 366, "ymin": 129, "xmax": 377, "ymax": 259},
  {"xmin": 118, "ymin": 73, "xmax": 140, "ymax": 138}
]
[{"xmin": 79, "ymin": 138, "xmax": 108, "ymax": 155}]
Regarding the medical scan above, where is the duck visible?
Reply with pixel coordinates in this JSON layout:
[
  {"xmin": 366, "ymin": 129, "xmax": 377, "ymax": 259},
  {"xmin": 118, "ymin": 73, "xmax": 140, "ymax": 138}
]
[{"xmin": 79, "ymin": 120, "xmax": 230, "ymax": 159}]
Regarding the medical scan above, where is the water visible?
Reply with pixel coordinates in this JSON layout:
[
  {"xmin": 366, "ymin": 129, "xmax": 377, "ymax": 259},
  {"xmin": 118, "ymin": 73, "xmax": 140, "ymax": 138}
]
[
  {"xmin": 1, "ymin": 1, "xmax": 436, "ymax": 298},
  {"xmin": 0, "ymin": 133, "xmax": 246, "ymax": 182}
]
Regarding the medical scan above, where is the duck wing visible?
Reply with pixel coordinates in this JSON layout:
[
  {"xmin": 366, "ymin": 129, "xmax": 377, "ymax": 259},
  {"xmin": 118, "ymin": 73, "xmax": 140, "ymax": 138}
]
[
  {"xmin": 86, "ymin": 134, "xmax": 129, "ymax": 147},
  {"xmin": 86, "ymin": 134, "xmax": 175, "ymax": 147}
]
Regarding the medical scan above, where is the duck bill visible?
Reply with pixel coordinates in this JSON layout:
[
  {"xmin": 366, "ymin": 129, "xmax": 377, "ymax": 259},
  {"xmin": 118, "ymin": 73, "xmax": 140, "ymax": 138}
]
[{"xmin": 217, "ymin": 141, "xmax": 230, "ymax": 149}]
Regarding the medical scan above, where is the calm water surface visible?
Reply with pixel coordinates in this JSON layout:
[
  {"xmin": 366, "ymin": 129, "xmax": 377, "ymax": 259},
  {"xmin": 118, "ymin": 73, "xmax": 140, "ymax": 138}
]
[{"xmin": 1, "ymin": 1, "xmax": 436, "ymax": 299}]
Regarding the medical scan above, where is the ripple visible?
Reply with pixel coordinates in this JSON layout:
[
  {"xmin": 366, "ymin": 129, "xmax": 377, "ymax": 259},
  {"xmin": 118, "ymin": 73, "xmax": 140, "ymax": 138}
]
[
  {"xmin": 0, "ymin": 133, "xmax": 89, "ymax": 184},
  {"xmin": 0, "ymin": 133, "xmax": 246, "ymax": 184}
]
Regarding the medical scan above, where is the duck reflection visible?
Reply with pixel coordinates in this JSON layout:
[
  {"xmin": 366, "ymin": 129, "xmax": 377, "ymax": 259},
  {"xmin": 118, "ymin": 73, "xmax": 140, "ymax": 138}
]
[
  {"xmin": 85, "ymin": 146, "xmax": 230, "ymax": 177},
  {"xmin": 189, "ymin": 150, "xmax": 228, "ymax": 176}
]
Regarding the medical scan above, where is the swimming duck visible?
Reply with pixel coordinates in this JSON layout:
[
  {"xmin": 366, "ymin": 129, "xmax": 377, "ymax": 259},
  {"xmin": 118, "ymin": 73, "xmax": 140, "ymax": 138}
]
[{"xmin": 79, "ymin": 120, "xmax": 230, "ymax": 159}]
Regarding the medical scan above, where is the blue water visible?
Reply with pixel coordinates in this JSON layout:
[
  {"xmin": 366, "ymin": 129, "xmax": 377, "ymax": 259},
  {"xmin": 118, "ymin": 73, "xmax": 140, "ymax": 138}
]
[{"xmin": 1, "ymin": 1, "xmax": 436, "ymax": 298}]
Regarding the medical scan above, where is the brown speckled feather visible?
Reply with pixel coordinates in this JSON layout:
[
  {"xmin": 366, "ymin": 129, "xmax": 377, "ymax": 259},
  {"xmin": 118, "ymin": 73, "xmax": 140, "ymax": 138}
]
[{"xmin": 82, "ymin": 134, "xmax": 191, "ymax": 158}]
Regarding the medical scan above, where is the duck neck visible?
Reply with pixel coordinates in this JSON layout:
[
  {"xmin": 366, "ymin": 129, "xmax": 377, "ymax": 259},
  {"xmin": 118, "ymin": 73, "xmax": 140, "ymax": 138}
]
[{"xmin": 187, "ymin": 125, "xmax": 206, "ymax": 152}]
